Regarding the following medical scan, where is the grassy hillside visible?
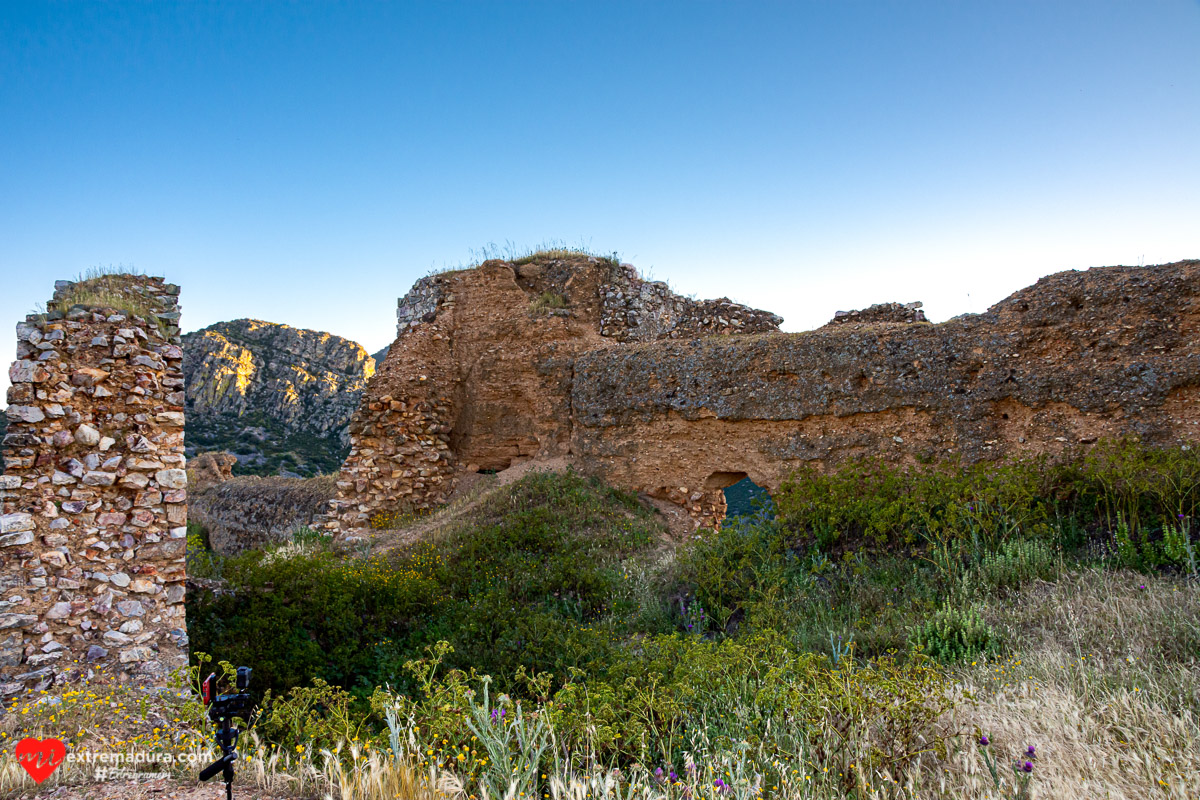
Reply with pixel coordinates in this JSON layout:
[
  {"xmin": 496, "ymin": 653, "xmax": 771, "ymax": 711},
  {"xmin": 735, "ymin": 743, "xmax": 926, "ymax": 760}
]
[
  {"xmin": 8, "ymin": 444, "xmax": 1196, "ymax": 797},
  {"xmin": 185, "ymin": 408, "xmax": 349, "ymax": 476},
  {"xmin": 175, "ymin": 442, "xmax": 1200, "ymax": 798}
]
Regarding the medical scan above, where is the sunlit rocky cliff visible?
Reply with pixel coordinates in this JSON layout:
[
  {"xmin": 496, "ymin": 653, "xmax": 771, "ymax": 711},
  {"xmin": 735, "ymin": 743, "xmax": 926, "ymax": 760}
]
[{"xmin": 181, "ymin": 319, "xmax": 375, "ymax": 475}]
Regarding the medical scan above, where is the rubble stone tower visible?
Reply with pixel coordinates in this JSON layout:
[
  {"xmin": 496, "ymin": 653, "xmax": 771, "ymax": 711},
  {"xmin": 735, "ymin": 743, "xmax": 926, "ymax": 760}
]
[{"xmin": 0, "ymin": 275, "xmax": 187, "ymax": 695}]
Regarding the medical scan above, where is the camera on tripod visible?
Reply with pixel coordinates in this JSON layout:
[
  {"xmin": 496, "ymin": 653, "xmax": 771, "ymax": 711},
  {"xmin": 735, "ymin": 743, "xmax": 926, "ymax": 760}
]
[{"xmin": 199, "ymin": 665, "xmax": 254, "ymax": 799}]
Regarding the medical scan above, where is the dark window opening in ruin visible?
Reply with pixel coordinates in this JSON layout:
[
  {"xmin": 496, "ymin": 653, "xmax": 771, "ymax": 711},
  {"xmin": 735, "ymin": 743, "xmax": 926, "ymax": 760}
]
[
  {"xmin": 704, "ymin": 471, "xmax": 747, "ymax": 490},
  {"xmin": 719, "ymin": 475, "xmax": 775, "ymax": 520}
]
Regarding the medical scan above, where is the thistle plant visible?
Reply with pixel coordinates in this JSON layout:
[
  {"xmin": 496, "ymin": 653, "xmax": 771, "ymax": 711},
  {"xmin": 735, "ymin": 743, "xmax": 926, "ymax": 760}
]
[
  {"xmin": 828, "ymin": 631, "xmax": 855, "ymax": 666},
  {"xmin": 978, "ymin": 734, "xmax": 1036, "ymax": 800},
  {"xmin": 463, "ymin": 676, "xmax": 554, "ymax": 800}
]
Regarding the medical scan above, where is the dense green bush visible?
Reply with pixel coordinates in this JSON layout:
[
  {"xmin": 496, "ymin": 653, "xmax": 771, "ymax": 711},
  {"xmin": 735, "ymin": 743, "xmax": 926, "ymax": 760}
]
[
  {"xmin": 977, "ymin": 537, "xmax": 1061, "ymax": 592},
  {"xmin": 775, "ymin": 456, "xmax": 1053, "ymax": 551},
  {"xmin": 909, "ymin": 601, "xmax": 995, "ymax": 662},
  {"xmin": 187, "ymin": 471, "xmax": 667, "ymax": 697},
  {"xmin": 775, "ymin": 438, "xmax": 1200, "ymax": 567}
]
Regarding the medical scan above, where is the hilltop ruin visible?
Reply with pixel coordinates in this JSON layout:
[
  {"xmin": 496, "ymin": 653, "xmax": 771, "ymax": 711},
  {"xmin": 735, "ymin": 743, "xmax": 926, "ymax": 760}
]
[{"xmin": 321, "ymin": 256, "xmax": 1200, "ymax": 538}]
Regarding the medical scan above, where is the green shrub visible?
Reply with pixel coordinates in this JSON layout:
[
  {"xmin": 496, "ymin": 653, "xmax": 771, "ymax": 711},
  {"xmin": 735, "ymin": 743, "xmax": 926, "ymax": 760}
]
[
  {"xmin": 187, "ymin": 471, "xmax": 666, "ymax": 697},
  {"xmin": 383, "ymin": 634, "xmax": 955, "ymax": 789},
  {"xmin": 910, "ymin": 601, "xmax": 995, "ymax": 662},
  {"xmin": 978, "ymin": 538, "xmax": 1060, "ymax": 592},
  {"xmin": 257, "ymin": 678, "xmax": 377, "ymax": 752},
  {"xmin": 674, "ymin": 514, "xmax": 791, "ymax": 634},
  {"xmin": 775, "ymin": 456, "xmax": 1053, "ymax": 552},
  {"xmin": 775, "ymin": 439, "xmax": 1200, "ymax": 565},
  {"xmin": 1163, "ymin": 518, "xmax": 1198, "ymax": 577},
  {"xmin": 530, "ymin": 291, "xmax": 568, "ymax": 312}
]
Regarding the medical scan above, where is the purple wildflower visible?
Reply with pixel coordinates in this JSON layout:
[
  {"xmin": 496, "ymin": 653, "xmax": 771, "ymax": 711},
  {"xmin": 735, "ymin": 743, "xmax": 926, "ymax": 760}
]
[
  {"xmin": 1026, "ymin": 745, "xmax": 1036, "ymax": 758},
  {"xmin": 979, "ymin": 735, "xmax": 989, "ymax": 746},
  {"xmin": 670, "ymin": 771, "xmax": 679, "ymax": 782},
  {"xmin": 1021, "ymin": 761, "xmax": 1033, "ymax": 773}
]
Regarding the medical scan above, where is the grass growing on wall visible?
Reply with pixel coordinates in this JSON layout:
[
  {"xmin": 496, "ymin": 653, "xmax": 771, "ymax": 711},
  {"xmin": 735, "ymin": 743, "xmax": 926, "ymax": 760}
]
[{"xmin": 50, "ymin": 265, "xmax": 162, "ymax": 319}]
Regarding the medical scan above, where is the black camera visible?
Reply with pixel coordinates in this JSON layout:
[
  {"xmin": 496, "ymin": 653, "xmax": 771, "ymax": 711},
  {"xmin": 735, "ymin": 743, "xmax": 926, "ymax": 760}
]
[{"xmin": 198, "ymin": 666, "xmax": 254, "ymax": 799}]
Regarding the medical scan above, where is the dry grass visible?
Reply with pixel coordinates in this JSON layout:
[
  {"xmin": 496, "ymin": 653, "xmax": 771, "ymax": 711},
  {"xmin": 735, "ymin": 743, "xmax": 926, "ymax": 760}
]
[
  {"xmin": 422, "ymin": 240, "xmax": 621, "ymax": 275},
  {"xmin": 49, "ymin": 266, "xmax": 166, "ymax": 323},
  {"xmin": 939, "ymin": 569, "xmax": 1200, "ymax": 798}
]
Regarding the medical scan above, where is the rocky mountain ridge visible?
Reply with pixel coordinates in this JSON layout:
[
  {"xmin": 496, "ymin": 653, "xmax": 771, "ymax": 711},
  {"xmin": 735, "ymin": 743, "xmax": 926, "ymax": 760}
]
[{"xmin": 181, "ymin": 319, "xmax": 375, "ymax": 476}]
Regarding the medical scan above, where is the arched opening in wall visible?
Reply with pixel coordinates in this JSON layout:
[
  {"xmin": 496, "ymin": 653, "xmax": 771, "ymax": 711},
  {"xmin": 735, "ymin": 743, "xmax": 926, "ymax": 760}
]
[{"xmin": 704, "ymin": 472, "xmax": 774, "ymax": 520}]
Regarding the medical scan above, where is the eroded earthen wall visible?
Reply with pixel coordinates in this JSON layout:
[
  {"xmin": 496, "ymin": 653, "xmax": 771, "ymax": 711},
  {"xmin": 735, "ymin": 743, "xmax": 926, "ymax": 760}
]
[
  {"xmin": 0, "ymin": 277, "xmax": 187, "ymax": 694},
  {"xmin": 327, "ymin": 258, "xmax": 1200, "ymax": 538},
  {"xmin": 571, "ymin": 261, "xmax": 1200, "ymax": 528},
  {"xmin": 323, "ymin": 257, "xmax": 780, "ymax": 537}
]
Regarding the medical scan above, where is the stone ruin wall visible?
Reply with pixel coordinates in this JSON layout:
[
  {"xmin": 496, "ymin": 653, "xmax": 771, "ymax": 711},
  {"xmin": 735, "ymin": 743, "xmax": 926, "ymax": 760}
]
[
  {"xmin": 571, "ymin": 260, "xmax": 1200, "ymax": 528},
  {"xmin": 325, "ymin": 258, "xmax": 1200, "ymax": 538},
  {"xmin": 322, "ymin": 257, "xmax": 780, "ymax": 537},
  {"xmin": 0, "ymin": 276, "xmax": 187, "ymax": 695}
]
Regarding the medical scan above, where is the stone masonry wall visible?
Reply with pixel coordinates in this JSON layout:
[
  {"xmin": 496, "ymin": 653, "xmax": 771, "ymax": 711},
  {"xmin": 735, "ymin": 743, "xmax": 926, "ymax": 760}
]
[
  {"xmin": 599, "ymin": 262, "xmax": 783, "ymax": 341},
  {"xmin": 0, "ymin": 276, "xmax": 187, "ymax": 695},
  {"xmin": 826, "ymin": 301, "xmax": 928, "ymax": 327},
  {"xmin": 190, "ymin": 475, "xmax": 337, "ymax": 556}
]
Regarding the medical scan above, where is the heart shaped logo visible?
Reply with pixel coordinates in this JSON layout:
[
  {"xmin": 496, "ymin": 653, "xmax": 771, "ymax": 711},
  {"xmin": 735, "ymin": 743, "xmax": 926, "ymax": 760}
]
[{"xmin": 15, "ymin": 737, "xmax": 66, "ymax": 784}]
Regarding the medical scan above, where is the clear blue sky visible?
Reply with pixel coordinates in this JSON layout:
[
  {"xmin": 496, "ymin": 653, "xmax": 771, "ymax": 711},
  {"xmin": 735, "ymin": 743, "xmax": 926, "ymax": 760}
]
[{"xmin": 3, "ymin": 1, "xmax": 1198, "ymax": 407}]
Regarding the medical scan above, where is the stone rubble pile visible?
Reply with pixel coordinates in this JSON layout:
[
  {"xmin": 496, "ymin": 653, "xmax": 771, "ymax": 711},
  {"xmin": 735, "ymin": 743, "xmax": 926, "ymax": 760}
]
[
  {"xmin": 828, "ymin": 301, "xmax": 928, "ymax": 326},
  {"xmin": 600, "ymin": 262, "xmax": 783, "ymax": 341},
  {"xmin": 0, "ymin": 276, "xmax": 187, "ymax": 695}
]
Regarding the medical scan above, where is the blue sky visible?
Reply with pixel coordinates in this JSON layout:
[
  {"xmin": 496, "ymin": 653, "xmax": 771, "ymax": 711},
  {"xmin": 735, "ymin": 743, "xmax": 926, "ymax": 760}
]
[{"xmin": 2, "ymin": 1, "xmax": 1198, "ymax": 406}]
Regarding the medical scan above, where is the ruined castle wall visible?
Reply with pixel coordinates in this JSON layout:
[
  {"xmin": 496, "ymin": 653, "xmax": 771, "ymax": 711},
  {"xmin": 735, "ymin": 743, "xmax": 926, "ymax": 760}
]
[
  {"xmin": 0, "ymin": 277, "xmax": 187, "ymax": 694},
  {"xmin": 324, "ymin": 257, "xmax": 781, "ymax": 537},
  {"xmin": 329, "ymin": 256, "xmax": 1199, "ymax": 538},
  {"xmin": 571, "ymin": 261, "xmax": 1200, "ymax": 528},
  {"xmin": 190, "ymin": 475, "xmax": 337, "ymax": 555}
]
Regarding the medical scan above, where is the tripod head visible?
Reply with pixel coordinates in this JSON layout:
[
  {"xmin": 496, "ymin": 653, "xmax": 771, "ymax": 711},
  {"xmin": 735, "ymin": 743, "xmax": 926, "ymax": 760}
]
[{"xmin": 199, "ymin": 666, "xmax": 254, "ymax": 800}]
